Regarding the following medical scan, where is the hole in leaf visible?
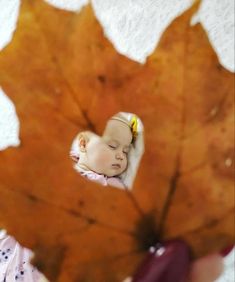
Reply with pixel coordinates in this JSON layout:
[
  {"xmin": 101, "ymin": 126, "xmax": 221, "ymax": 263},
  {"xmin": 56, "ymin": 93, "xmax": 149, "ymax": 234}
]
[{"xmin": 70, "ymin": 112, "xmax": 144, "ymax": 190}]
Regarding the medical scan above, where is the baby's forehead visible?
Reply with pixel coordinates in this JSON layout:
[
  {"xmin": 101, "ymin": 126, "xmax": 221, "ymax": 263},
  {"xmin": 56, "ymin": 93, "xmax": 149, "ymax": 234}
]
[
  {"xmin": 103, "ymin": 120, "xmax": 132, "ymax": 142},
  {"xmin": 106, "ymin": 119, "xmax": 129, "ymax": 129},
  {"xmin": 105, "ymin": 119, "xmax": 127, "ymax": 132}
]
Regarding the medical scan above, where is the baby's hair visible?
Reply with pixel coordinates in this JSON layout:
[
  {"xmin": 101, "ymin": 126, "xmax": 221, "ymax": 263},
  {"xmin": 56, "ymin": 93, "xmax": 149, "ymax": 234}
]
[
  {"xmin": 110, "ymin": 113, "xmax": 138, "ymax": 144},
  {"xmin": 110, "ymin": 113, "xmax": 130, "ymax": 126}
]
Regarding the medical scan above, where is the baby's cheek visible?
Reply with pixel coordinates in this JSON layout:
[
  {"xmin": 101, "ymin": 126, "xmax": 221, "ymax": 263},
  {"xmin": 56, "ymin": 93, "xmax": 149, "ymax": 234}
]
[{"xmin": 96, "ymin": 150, "xmax": 113, "ymax": 166}]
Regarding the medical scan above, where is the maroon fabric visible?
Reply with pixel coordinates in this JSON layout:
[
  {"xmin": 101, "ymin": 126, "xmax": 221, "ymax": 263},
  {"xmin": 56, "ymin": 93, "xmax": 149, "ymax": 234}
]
[{"xmin": 132, "ymin": 240, "xmax": 191, "ymax": 282}]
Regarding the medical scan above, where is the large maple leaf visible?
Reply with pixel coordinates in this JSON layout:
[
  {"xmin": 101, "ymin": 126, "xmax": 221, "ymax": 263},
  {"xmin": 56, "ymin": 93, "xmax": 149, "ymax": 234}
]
[{"xmin": 0, "ymin": 0, "xmax": 234, "ymax": 281}]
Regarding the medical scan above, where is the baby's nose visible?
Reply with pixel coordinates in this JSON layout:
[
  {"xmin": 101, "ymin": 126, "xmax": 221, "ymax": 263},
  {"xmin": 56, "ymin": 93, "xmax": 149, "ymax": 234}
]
[{"xmin": 116, "ymin": 152, "xmax": 124, "ymax": 160}]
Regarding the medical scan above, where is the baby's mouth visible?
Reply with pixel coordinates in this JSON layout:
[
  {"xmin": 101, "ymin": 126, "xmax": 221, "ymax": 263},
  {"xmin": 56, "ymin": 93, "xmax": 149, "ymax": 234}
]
[{"xmin": 112, "ymin": 164, "xmax": 121, "ymax": 169}]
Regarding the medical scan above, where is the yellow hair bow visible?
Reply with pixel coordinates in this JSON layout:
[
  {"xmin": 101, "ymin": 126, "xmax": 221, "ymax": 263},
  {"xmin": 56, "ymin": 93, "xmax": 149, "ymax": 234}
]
[{"xmin": 130, "ymin": 115, "xmax": 138, "ymax": 142}]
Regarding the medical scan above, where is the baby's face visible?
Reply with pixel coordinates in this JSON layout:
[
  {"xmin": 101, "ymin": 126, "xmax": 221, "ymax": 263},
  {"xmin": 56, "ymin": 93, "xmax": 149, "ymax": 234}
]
[{"xmin": 84, "ymin": 120, "xmax": 132, "ymax": 177}]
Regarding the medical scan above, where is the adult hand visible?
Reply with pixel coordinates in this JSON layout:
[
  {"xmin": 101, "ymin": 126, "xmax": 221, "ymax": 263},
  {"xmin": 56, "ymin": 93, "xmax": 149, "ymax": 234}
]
[
  {"xmin": 129, "ymin": 240, "xmax": 225, "ymax": 282},
  {"xmin": 188, "ymin": 254, "xmax": 224, "ymax": 282}
]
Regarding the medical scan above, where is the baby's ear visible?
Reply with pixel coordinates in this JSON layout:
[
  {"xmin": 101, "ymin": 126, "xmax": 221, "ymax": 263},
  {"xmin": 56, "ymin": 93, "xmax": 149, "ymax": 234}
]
[{"xmin": 78, "ymin": 134, "xmax": 87, "ymax": 152}]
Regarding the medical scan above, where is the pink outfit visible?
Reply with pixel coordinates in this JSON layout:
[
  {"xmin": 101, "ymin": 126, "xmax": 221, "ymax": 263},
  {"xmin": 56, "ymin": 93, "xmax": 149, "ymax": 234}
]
[
  {"xmin": 74, "ymin": 164, "xmax": 126, "ymax": 189},
  {"xmin": 0, "ymin": 230, "xmax": 43, "ymax": 282}
]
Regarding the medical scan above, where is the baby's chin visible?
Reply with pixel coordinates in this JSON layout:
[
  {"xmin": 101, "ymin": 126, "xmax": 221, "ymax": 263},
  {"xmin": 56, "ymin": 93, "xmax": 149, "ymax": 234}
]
[{"xmin": 105, "ymin": 168, "xmax": 126, "ymax": 177}]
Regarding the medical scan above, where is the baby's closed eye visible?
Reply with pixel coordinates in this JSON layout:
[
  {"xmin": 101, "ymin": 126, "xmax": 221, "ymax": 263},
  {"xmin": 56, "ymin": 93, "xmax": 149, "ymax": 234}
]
[
  {"xmin": 106, "ymin": 140, "xmax": 130, "ymax": 154},
  {"xmin": 123, "ymin": 146, "xmax": 131, "ymax": 154},
  {"xmin": 107, "ymin": 141, "xmax": 118, "ymax": 149}
]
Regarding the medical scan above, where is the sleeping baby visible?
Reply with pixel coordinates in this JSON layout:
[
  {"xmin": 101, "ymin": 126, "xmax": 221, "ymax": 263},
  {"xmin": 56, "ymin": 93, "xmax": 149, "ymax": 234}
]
[{"xmin": 70, "ymin": 113, "xmax": 140, "ymax": 189}]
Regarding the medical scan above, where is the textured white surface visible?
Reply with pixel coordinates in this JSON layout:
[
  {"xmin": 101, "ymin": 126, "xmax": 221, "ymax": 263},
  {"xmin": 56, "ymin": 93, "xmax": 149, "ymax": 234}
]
[
  {"xmin": 92, "ymin": 0, "xmax": 235, "ymax": 72},
  {"xmin": 0, "ymin": 0, "xmax": 234, "ymax": 71},
  {"xmin": 194, "ymin": 0, "xmax": 235, "ymax": 72},
  {"xmin": 44, "ymin": 0, "xmax": 88, "ymax": 11},
  {"xmin": 216, "ymin": 249, "xmax": 235, "ymax": 282},
  {"xmin": 0, "ymin": 0, "xmax": 234, "ymax": 281},
  {"xmin": 0, "ymin": 0, "xmax": 20, "ymax": 50},
  {"xmin": 92, "ymin": 0, "xmax": 193, "ymax": 63},
  {"xmin": 0, "ymin": 88, "xmax": 20, "ymax": 150}
]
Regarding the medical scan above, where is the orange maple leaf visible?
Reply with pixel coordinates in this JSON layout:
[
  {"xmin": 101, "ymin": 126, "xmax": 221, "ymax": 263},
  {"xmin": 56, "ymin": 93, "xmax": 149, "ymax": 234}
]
[{"xmin": 0, "ymin": 0, "xmax": 234, "ymax": 281}]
